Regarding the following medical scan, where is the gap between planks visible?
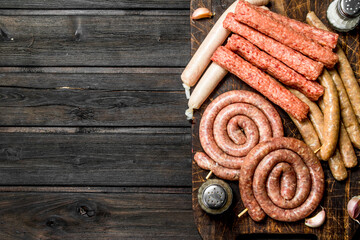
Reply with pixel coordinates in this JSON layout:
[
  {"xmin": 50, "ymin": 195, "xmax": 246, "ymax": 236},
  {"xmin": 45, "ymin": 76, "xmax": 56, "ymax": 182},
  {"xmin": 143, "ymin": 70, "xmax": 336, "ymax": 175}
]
[
  {"xmin": 0, "ymin": 126, "xmax": 191, "ymax": 134},
  {"xmin": 0, "ymin": 9, "xmax": 189, "ymax": 16},
  {"xmin": 0, "ymin": 186, "xmax": 192, "ymax": 194}
]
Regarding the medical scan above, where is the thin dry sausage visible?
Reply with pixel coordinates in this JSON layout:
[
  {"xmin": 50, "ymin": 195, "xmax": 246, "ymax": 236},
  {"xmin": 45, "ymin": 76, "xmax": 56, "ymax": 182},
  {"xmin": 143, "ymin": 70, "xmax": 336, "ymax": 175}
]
[
  {"xmin": 226, "ymin": 34, "xmax": 324, "ymax": 101},
  {"xmin": 223, "ymin": 12, "xmax": 323, "ymax": 80},
  {"xmin": 211, "ymin": 46, "xmax": 309, "ymax": 121},
  {"xmin": 234, "ymin": 0, "xmax": 338, "ymax": 68},
  {"xmin": 255, "ymin": 8, "xmax": 338, "ymax": 49}
]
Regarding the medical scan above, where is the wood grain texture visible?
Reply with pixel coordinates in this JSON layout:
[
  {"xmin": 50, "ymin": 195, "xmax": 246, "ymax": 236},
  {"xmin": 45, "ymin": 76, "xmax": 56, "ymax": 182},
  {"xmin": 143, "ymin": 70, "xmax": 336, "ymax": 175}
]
[
  {"xmin": 0, "ymin": 188, "xmax": 200, "ymax": 240},
  {"xmin": 0, "ymin": 11, "xmax": 190, "ymax": 67},
  {"xmin": 0, "ymin": 0, "xmax": 190, "ymax": 9},
  {"xmin": 0, "ymin": 127, "xmax": 191, "ymax": 186},
  {"xmin": 0, "ymin": 67, "xmax": 189, "ymax": 126},
  {"xmin": 191, "ymin": 0, "xmax": 360, "ymax": 239}
]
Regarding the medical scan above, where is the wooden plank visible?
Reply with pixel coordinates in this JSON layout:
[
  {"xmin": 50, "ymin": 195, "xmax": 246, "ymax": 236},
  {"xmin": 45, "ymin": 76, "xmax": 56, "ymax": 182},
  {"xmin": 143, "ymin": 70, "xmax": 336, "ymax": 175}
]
[
  {"xmin": 190, "ymin": 0, "xmax": 360, "ymax": 239},
  {"xmin": 0, "ymin": 127, "xmax": 192, "ymax": 186},
  {"xmin": 0, "ymin": 187, "xmax": 201, "ymax": 240},
  {"xmin": 0, "ymin": 10, "xmax": 190, "ymax": 67},
  {"xmin": 0, "ymin": 67, "xmax": 184, "ymax": 91},
  {"xmin": 0, "ymin": 67, "xmax": 189, "ymax": 126},
  {"xmin": 0, "ymin": 0, "xmax": 190, "ymax": 9}
]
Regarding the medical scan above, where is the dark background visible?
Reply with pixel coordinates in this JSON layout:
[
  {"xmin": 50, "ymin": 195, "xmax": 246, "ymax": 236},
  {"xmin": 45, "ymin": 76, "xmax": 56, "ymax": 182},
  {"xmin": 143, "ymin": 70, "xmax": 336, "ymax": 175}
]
[{"xmin": 0, "ymin": 0, "xmax": 201, "ymax": 239}]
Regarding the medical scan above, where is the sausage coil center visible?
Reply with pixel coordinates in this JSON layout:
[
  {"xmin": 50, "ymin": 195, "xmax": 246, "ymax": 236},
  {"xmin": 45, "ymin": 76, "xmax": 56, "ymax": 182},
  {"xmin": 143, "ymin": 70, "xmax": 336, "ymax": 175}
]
[{"xmin": 240, "ymin": 137, "xmax": 324, "ymax": 222}]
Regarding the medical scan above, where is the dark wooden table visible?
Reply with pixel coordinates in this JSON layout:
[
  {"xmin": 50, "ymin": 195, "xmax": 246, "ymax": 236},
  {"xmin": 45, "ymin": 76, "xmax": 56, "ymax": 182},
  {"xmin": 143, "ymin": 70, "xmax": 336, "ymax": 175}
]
[{"xmin": 0, "ymin": 0, "xmax": 201, "ymax": 239}]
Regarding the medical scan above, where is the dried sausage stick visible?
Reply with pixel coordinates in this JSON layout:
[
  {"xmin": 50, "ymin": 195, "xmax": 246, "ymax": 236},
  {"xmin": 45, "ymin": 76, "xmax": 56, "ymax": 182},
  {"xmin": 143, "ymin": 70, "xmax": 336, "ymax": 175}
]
[
  {"xmin": 211, "ymin": 46, "xmax": 309, "ymax": 121},
  {"xmin": 255, "ymin": 7, "xmax": 338, "ymax": 49},
  {"xmin": 234, "ymin": 0, "xmax": 338, "ymax": 68},
  {"xmin": 181, "ymin": 1, "xmax": 238, "ymax": 89},
  {"xmin": 223, "ymin": 13, "xmax": 323, "ymax": 81},
  {"xmin": 240, "ymin": 137, "xmax": 324, "ymax": 222},
  {"xmin": 199, "ymin": 90, "xmax": 283, "ymax": 169},
  {"xmin": 194, "ymin": 152, "xmax": 240, "ymax": 181},
  {"xmin": 318, "ymin": 70, "xmax": 340, "ymax": 161},
  {"xmin": 306, "ymin": 12, "xmax": 360, "ymax": 128},
  {"xmin": 226, "ymin": 34, "xmax": 324, "ymax": 101}
]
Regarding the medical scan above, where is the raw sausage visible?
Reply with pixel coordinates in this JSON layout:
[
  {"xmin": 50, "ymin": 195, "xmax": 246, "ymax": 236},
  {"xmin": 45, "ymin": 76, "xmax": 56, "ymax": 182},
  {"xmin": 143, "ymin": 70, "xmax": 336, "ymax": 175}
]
[
  {"xmin": 234, "ymin": 0, "xmax": 338, "ymax": 68},
  {"xmin": 305, "ymin": 12, "xmax": 360, "ymax": 127},
  {"xmin": 199, "ymin": 90, "xmax": 283, "ymax": 169},
  {"xmin": 318, "ymin": 70, "xmax": 340, "ymax": 161},
  {"xmin": 318, "ymin": 100, "xmax": 357, "ymax": 169},
  {"xmin": 289, "ymin": 115, "xmax": 321, "ymax": 156},
  {"xmin": 290, "ymin": 89, "xmax": 348, "ymax": 180},
  {"xmin": 255, "ymin": 8, "xmax": 338, "ymax": 49},
  {"xmin": 226, "ymin": 34, "xmax": 324, "ymax": 101},
  {"xmin": 186, "ymin": 62, "xmax": 228, "ymax": 120},
  {"xmin": 223, "ymin": 13, "xmax": 323, "ymax": 80},
  {"xmin": 211, "ymin": 46, "xmax": 309, "ymax": 121},
  {"xmin": 328, "ymin": 68, "xmax": 360, "ymax": 149},
  {"xmin": 181, "ymin": 1, "xmax": 238, "ymax": 89},
  {"xmin": 240, "ymin": 137, "xmax": 324, "ymax": 222},
  {"xmin": 194, "ymin": 152, "xmax": 240, "ymax": 181}
]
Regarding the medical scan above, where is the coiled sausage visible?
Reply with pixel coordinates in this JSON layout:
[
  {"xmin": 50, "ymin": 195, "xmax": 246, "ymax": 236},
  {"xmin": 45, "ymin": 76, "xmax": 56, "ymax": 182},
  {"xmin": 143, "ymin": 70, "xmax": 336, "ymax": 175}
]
[{"xmin": 240, "ymin": 137, "xmax": 324, "ymax": 222}]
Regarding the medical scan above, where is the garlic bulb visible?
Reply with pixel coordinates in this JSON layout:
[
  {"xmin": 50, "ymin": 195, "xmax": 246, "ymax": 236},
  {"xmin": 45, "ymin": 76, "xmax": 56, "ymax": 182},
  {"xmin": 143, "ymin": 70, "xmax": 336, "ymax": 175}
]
[
  {"xmin": 347, "ymin": 196, "xmax": 360, "ymax": 224},
  {"xmin": 305, "ymin": 207, "xmax": 326, "ymax": 228}
]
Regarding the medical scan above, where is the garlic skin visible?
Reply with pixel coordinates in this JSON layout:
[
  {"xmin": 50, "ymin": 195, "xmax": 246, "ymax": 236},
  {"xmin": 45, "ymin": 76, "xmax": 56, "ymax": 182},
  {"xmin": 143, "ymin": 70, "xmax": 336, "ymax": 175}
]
[
  {"xmin": 305, "ymin": 207, "xmax": 326, "ymax": 228},
  {"xmin": 347, "ymin": 196, "xmax": 360, "ymax": 224},
  {"xmin": 191, "ymin": 8, "xmax": 213, "ymax": 20}
]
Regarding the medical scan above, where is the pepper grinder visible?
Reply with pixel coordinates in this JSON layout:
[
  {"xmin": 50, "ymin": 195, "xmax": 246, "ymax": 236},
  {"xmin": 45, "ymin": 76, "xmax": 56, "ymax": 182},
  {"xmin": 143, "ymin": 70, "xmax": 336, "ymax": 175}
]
[
  {"xmin": 197, "ymin": 179, "xmax": 233, "ymax": 215},
  {"xmin": 327, "ymin": 0, "xmax": 360, "ymax": 32}
]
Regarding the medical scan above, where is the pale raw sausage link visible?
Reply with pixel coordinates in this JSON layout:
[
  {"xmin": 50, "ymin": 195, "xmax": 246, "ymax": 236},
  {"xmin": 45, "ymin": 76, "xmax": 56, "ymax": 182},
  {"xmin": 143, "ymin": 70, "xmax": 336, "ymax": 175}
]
[
  {"xmin": 306, "ymin": 12, "xmax": 360, "ymax": 129},
  {"xmin": 289, "ymin": 116, "xmax": 321, "ymax": 156},
  {"xmin": 211, "ymin": 46, "xmax": 309, "ymax": 121},
  {"xmin": 223, "ymin": 13, "xmax": 323, "ymax": 80},
  {"xmin": 240, "ymin": 137, "xmax": 324, "ymax": 222},
  {"xmin": 235, "ymin": 0, "xmax": 338, "ymax": 68},
  {"xmin": 328, "ymin": 68, "xmax": 360, "ymax": 149},
  {"xmin": 226, "ymin": 34, "xmax": 324, "ymax": 101},
  {"xmin": 318, "ymin": 70, "xmax": 340, "ymax": 161},
  {"xmin": 181, "ymin": 1, "xmax": 238, "ymax": 87},
  {"xmin": 199, "ymin": 90, "xmax": 283, "ymax": 169},
  {"xmin": 194, "ymin": 152, "xmax": 240, "ymax": 181}
]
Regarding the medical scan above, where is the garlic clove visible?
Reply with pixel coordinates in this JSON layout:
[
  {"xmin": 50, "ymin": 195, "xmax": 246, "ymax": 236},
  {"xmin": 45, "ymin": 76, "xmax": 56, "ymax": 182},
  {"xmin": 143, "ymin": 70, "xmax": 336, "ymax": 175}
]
[
  {"xmin": 347, "ymin": 196, "xmax": 360, "ymax": 224},
  {"xmin": 305, "ymin": 207, "xmax": 326, "ymax": 228},
  {"xmin": 191, "ymin": 8, "xmax": 213, "ymax": 20}
]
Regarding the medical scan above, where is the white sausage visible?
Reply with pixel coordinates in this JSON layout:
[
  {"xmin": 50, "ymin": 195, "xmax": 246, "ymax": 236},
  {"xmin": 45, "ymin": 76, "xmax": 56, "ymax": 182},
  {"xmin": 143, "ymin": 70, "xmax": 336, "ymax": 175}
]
[
  {"xmin": 186, "ymin": 63, "xmax": 228, "ymax": 120},
  {"xmin": 181, "ymin": 0, "xmax": 238, "ymax": 89}
]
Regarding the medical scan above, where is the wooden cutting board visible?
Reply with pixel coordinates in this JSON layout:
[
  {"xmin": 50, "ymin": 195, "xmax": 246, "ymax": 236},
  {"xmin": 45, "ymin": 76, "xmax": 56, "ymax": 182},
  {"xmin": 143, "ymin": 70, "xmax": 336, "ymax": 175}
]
[{"xmin": 191, "ymin": 0, "xmax": 360, "ymax": 239}]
